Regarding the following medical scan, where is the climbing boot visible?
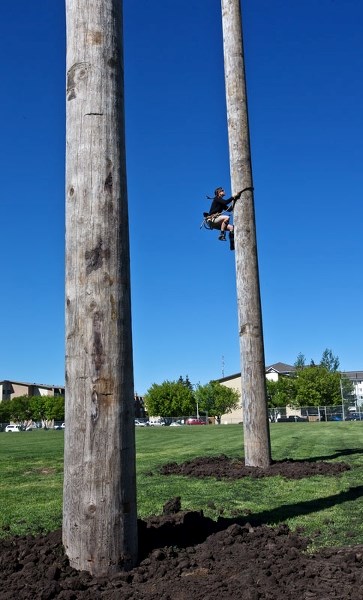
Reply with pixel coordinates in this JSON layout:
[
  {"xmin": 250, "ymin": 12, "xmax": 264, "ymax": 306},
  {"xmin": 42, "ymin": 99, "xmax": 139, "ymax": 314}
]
[{"xmin": 218, "ymin": 232, "xmax": 226, "ymax": 241}]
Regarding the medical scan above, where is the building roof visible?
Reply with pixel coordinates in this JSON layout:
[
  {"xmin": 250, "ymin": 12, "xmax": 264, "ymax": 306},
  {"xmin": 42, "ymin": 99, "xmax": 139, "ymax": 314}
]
[
  {"xmin": 265, "ymin": 362, "xmax": 296, "ymax": 374},
  {"xmin": 0, "ymin": 379, "xmax": 64, "ymax": 390},
  {"xmin": 342, "ymin": 371, "xmax": 363, "ymax": 380},
  {"xmin": 217, "ymin": 362, "xmax": 296, "ymax": 384},
  {"xmin": 217, "ymin": 372, "xmax": 241, "ymax": 384}
]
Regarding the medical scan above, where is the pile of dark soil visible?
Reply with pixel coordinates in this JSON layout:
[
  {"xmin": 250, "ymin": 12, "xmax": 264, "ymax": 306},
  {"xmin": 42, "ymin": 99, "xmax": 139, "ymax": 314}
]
[
  {"xmin": 159, "ymin": 454, "xmax": 351, "ymax": 480},
  {"xmin": 1, "ymin": 457, "xmax": 361, "ymax": 600},
  {"xmin": 1, "ymin": 514, "xmax": 363, "ymax": 599}
]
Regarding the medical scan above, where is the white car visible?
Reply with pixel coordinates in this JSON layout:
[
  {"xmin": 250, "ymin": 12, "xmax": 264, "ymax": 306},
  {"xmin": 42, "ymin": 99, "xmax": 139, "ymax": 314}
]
[
  {"xmin": 53, "ymin": 422, "xmax": 65, "ymax": 430},
  {"xmin": 148, "ymin": 418, "xmax": 165, "ymax": 426},
  {"xmin": 5, "ymin": 424, "xmax": 21, "ymax": 433},
  {"xmin": 134, "ymin": 419, "xmax": 149, "ymax": 427}
]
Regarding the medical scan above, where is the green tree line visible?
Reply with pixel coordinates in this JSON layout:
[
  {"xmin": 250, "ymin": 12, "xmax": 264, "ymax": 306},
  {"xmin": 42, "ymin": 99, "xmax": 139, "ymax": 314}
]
[
  {"xmin": 145, "ymin": 376, "xmax": 240, "ymax": 424},
  {"xmin": 0, "ymin": 395, "xmax": 65, "ymax": 426},
  {"xmin": 267, "ymin": 350, "xmax": 354, "ymax": 408},
  {"xmin": 145, "ymin": 350, "xmax": 355, "ymax": 419}
]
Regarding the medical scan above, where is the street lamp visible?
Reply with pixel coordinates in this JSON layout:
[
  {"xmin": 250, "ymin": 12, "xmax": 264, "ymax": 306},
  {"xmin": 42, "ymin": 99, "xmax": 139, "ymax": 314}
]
[
  {"xmin": 340, "ymin": 378, "xmax": 345, "ymax": 421},
  {"xmin": 192, "ymin": 382, "xmax": 200, "ymax": 419}
]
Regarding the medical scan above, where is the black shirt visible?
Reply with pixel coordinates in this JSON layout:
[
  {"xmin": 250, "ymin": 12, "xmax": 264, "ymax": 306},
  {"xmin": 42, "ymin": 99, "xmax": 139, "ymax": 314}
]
[{"xmin": 208, "ymin": 195, "xmax": 234, "ymax": 216}]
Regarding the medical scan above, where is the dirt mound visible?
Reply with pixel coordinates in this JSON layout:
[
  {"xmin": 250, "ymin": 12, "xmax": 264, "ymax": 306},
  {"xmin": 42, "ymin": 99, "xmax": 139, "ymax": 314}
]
[
  {"xmin": 159, "ymin": 455, "xmax": 351, "ymax": 480},
  {"xmin": 0, "ymin": 457, "xmax": 358, "ymax": 599},
  {"xmin": 1, "ymin": 512, "xmax": 363, "ymax": 599}
]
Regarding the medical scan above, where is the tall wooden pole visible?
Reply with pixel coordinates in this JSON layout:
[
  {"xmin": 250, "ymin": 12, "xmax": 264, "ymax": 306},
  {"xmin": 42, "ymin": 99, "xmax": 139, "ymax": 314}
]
[
  {"xmin": 221, "ymin": 0, "xmax": 271, "ymax": 467},
  {"xmin": 63, "ymin": 0, "xmax": 138, "ymax": 574}
]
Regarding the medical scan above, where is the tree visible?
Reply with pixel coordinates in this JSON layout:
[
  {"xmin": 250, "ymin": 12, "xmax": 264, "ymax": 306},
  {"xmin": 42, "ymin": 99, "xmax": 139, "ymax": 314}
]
[
  {"xmin": 268, "ymin": 351, "xmax": 354, "ymax": 409},
  {"xmin": 63, "ymin": 0, "xmax": 137, "ymax": 575},
  {"xmin": 340, "ymin": 374, "xmax": 355, "ymax": 406},
  {"xmin": 4, "ymin": 395, "xmax": 65, "ymax": 428},
  {"xmin": 221, "ymin": 0, "xmax": 271, "ymax": 466},
  {"xmin": 266, "ymin": 378, "xmax": 297, "ymax": 408},
  {"xmin": 320, "ymin": 348, "xmax": 340, "ymax": 372},
  {"xmin": 145, "ymin": 381, "xmax": 195, "ymax": 418},
  {"xmin": 294, "ymin": 366, "xmax": 346, "ymax": 406},
  {"xmin": 195, "ymin": 381, "xmax": 240, "ymax": 424},
  {"xmin": 28, "ymin": 395, "xmax": 47, "ymax": 423},
  {"xmin": 8, "ymin": 396, "xmax": 32, "ymax": 423},
  {"xmin": 0, "ymin": 400, "xmax": 11, "ymax": 424},
  {"xmin": 294, "ymin": 353, "xmax": 306, "ymax": 370},
  {"xmin": 177, "ymin": 375, "xmax": 193, "ymax": 391},
  {"xmin": 45, "ymin": 395, "xmax": 65, "ymax": 421}
]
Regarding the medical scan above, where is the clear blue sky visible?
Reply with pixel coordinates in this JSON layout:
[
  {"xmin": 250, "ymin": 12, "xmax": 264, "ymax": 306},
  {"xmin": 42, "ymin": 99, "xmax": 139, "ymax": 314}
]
[{"xmin": 0, "ymin": 1, "xmax": 362, "ymax": 394}]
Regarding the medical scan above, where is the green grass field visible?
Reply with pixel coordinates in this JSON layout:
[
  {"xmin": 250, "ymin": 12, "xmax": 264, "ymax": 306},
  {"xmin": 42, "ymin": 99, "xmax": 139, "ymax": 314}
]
[{"xmin": 1, "ymin": 422, "xmax": 363, "ymax": 550}]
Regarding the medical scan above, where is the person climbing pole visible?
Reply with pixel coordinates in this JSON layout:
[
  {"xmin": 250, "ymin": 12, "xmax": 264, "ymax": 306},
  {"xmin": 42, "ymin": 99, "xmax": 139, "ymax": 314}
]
[
  {"xmin": 201, "ymin": 186, "xmax": 254, "ymax": 251},
  {"xmin": 205, "ymin": 186, "xmax": 242, "ymax": 249}
]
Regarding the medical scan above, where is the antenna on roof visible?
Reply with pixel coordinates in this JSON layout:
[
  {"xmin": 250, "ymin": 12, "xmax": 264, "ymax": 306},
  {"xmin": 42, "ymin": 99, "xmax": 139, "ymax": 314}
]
[{"xmin": 222, "ymin": 355, "xmax": 225, "ymax": 378}]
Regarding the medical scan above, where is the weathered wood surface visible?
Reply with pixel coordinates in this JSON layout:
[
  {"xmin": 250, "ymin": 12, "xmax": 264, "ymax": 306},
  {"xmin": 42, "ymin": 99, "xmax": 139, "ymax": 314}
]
[
  {"xmin": 63, "ymin": 0, "xmax": 137, "ymax": 574},
  {"xmin": 221, "ymin": 0, "xmax": 271, "ymax": 467}
]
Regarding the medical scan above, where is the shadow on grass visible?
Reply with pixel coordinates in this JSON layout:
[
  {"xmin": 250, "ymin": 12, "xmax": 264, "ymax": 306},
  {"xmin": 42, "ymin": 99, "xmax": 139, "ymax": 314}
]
[
  {"xmin": 286, "ymin": 448, "xmax": 363, "ymax": 463},
  {"xmin": 138, "ymin": 485, "xmax": 363, "ymax": 557},
  {"xmin": 245, "ymin": 484, "xmax": 363, "ymax": 526}
]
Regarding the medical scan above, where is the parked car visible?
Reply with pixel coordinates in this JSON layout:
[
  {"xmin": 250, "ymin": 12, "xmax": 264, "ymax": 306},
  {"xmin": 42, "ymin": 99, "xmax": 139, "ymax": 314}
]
[
  {"xmin": 170, "ymin": 420, "xmax": 184, "ymax": 427},
  {"xmin": 54, "ymin": 422, "xmax": 65, "ymax": 430},
  {"xmin": 5, "ymin": 424, "xmax": 21, "ymax": 433},
  {"xmin": 277, "ymin": 415, "xmax": 308, "ymax": 423},
  {"xmin": 327, "ymin": 415, "xmax": 343, "ymax": 421},
  {"xmin": 185, "ymin": 418, "xmax": 206, "ymax": 425},
  {"xmin": 134, "ymin": 419, "xmax": 149, "ymax": 427},
  {"xmin": 148, "ymin": 418, "xmax": 165, "ymax": 426},
  {"xmin": 346, "ymin": 413, "xmax": 362, "ymax": 421}
]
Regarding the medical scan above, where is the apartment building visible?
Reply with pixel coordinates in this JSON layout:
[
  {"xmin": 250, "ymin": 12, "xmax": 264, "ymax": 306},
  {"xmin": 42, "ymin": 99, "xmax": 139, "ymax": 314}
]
[{"xmin": 0, "ymin": 380, "xmax": 65, "ymax": 403}]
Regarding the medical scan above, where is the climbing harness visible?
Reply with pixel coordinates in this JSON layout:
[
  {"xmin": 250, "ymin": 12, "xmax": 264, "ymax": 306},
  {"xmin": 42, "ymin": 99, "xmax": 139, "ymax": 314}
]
[{"xmin": 200, "ymin": 212, "xmax": 221, "ymax": 230}]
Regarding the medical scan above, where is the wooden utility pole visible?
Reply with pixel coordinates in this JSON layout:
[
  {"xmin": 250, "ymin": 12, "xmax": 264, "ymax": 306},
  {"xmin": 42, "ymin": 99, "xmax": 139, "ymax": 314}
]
[
  {"xmin": 63, "ymin": 0, "xmax": 138, "ymax": 574},
  {"xmin": 221, "ymin": 0, "xmax": 271, "ymax": 467}
]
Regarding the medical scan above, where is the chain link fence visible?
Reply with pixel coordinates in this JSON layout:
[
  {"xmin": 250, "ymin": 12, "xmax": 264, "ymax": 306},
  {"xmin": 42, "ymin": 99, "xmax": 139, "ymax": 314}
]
[{"xmin": 268, "ymin": 405, "xmax": 363, "ymax": 423}]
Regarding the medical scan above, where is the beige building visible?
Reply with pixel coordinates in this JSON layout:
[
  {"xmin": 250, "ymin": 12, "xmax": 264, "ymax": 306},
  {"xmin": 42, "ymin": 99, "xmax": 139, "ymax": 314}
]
[
  {"xmin": 0, "ymin": 380, "xmax": 65, "ymax": 403},
  {"xmin": 218, "ymin": 363, "xmax": 295, "ymax": 424},
  {"xmin": 218, "ymin": 372, "xmax": 243, "ymax": 424}
]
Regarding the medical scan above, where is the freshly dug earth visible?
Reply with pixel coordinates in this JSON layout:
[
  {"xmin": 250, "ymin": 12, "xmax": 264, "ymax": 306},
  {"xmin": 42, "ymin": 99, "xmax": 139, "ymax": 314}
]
[
  {"xmin": 1, "ymin": 457, "xmax": 361, "ymax": 600},
  {"xmin": 159, "ymin": 454, "xmax": 351, "ymax": 480}
]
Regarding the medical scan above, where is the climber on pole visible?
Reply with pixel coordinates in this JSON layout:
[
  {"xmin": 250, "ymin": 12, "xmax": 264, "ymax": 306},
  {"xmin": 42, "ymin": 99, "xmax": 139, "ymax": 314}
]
[
  {"xmin": 200, "ymin": 186, "xmax": 253, "ymax": 251},
  {"xmin": 204, "ymin": 186, "xmax": 241, "ymax": 249}
]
